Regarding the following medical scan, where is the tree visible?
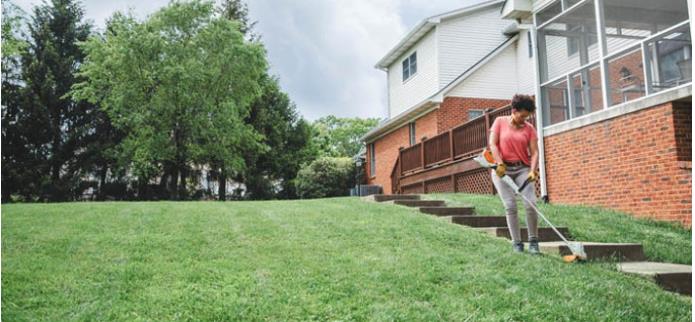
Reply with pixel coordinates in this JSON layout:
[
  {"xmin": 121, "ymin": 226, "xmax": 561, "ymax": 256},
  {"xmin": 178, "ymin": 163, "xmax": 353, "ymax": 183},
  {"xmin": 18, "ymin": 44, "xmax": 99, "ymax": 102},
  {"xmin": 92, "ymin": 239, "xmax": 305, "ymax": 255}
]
[
  {"xmin": 217, "ymin": 0, "xmax": 313, "ymax": 200},
  {"xmin": 72, "ymin": 0, "xmax": 267, "ymax": 200},
  {"xmin": 218, "ymin": 0, "xmax": 256, "ymax": 40},
  {"xmin": 295, "ymin": 157, "xmax": 356, "ymax": 199},
  {"xmin": 312, "ymin": 116, "xmax": 381, "ymax": 158},
  {"xmin": 1, "ymin": 1, "xmax": 30, "ymax": 201},
  {"xmin": 240, "ymin": 75, "xmax": 315, "ymax": 199},
  {"xmin": 1, "ymin": 0, "xmax": 97, "ymax": 201}
]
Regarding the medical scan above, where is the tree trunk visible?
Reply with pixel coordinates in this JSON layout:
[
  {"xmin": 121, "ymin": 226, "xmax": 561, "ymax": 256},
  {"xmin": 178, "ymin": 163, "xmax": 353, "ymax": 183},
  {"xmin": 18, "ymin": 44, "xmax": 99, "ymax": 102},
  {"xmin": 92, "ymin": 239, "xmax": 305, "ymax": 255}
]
[
  {"xmin": 179, "ymin": 165, "xmax": 188, "ymax": 200},
  {"xmin": 218, "ymin": 168, "xmax": 226, "ymax": 201},
  {"xmin": 170, "ymin": 167, "xmax": 179, "ymax": 200},
  {"xmin": 97, "ymin": 164, "xmax": 107, "ymax": 201}
]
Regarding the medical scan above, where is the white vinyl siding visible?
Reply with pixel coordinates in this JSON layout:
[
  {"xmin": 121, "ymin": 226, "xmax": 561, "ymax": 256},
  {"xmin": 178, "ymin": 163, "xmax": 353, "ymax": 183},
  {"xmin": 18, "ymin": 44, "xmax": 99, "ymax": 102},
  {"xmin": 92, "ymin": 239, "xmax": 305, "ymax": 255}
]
[
  {"xmin": 447, "ymin": 44, "xmax": 521, "ymax": 98},
  {"xmin": 516, "ymin": 30, "xmax": 536, "ymax": 94},
  {"xmin": 437, "ymin": 7, "xmax": 511, "ymax": 88},
  {"xmin": 388, "ymin": 29, "xmax": 438, "ymax": 117}
]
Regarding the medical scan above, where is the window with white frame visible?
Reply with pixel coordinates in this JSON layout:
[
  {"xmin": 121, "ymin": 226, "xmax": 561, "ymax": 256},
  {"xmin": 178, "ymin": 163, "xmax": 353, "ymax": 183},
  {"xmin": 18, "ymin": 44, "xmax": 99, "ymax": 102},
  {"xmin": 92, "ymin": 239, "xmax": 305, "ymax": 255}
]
[
  {"xmin": 369, "ymin": 143, "xmax": 376, "ymax": 176},
  {"xmin": 468, "ymin": 109, "xmax": 484, "ymax": 120},
  {"xmin": 402, "ymin": 52, "xmax": 417, "ymax": 81},
  {"xmin": 536, "ymin": 0, "xmax": 691, "ymax": 127},
  {"xmin": 408, "ymin": 122, "xmax": 416, "ymax": 145}
]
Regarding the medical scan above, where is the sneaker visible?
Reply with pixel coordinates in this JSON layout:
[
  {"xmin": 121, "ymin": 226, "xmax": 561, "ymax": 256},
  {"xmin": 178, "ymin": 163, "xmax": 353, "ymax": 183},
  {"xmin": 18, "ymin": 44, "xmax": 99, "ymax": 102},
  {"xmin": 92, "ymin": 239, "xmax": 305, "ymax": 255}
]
[
  {"xmin": 512, "ymin": 241, "xmax": 524, "ymax": 253},
  {"xmin": 529, "ymin": 238, "xmax": 541, "ymax": 255}
]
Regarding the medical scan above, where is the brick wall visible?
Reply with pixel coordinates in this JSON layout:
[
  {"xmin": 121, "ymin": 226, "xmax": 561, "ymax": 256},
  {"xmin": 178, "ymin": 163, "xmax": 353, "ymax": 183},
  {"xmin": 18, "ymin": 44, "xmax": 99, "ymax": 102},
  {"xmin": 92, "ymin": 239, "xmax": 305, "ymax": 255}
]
[
  {"xmin": 544, "ymin": 101, "xmax": 692, "ymax": 226},
  {"xmin": 366, "ymin": 110, "xmax": 439, "ymax": 193},
  {"xmin": 437, "ymin": 97, "xmax": 510, "ymax": 133}
]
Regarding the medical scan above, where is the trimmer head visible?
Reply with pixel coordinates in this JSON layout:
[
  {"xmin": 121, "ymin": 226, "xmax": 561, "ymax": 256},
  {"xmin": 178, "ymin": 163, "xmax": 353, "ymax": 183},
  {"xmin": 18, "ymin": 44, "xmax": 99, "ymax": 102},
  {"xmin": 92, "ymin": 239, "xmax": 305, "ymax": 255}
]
[{"xmin": 562, "ymin": 242, "xmax": 588, "ymax": 263}]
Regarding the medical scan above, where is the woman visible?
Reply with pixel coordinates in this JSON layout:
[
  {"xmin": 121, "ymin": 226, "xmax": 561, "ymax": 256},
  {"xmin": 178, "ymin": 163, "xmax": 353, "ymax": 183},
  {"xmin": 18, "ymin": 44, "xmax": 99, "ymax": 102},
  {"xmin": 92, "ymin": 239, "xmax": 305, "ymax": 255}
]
[{"xmin": 488, "ymin": 94, "xmax": 540, "ymax": 254}]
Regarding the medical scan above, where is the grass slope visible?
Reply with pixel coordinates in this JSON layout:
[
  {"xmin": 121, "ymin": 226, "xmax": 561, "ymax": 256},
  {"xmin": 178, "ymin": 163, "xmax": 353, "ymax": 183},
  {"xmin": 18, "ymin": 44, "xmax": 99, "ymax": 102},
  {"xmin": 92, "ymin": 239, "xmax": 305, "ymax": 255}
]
[
  {"xmin": 425, "ymin": 193, "xmax": 691, "ymax": 265},
  {"xmin": 2, "ymin": 198, "xmax": 691, "ymax": 321}
]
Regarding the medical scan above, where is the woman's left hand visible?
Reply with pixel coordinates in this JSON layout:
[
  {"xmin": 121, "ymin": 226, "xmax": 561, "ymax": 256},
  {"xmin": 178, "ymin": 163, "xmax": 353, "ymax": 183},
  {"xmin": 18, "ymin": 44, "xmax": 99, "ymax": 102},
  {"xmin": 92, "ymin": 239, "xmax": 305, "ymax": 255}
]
[{"xmin": 527, "ymin": 170, "xmax": 539, "ymax": 182}]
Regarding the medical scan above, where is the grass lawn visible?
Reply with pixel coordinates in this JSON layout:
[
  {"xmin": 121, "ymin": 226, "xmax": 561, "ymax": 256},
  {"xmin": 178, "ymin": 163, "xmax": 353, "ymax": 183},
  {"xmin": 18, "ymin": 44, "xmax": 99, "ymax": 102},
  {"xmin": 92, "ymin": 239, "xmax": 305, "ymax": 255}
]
[
  {"xmin": 2, "ymin": 197, "xmax": 691, "ymax": 321},
  {"xmin": 425, "ymin": 193, "xmax": 692, "ymax": 265}
]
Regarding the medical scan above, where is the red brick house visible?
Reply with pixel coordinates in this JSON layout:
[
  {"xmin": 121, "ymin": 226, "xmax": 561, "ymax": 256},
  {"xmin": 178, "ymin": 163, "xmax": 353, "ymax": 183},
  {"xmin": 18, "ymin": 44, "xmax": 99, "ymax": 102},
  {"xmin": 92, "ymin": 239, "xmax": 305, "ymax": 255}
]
[
  {"xmin": 362, "ymin": 0, "xmax": 535, "ymax": 194},
  {"xmin": 364, "ymin": 0, "xmax": 692, "ymax": 226}
]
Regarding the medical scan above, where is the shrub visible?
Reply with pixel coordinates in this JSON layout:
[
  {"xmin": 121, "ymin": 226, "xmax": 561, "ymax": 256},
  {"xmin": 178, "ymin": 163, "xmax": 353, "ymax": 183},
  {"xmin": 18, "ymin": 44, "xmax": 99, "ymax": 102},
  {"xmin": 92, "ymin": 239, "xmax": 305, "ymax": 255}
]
[{"xmin": 296, "ymin": 157, "xmax": 356, "ymax": 199}]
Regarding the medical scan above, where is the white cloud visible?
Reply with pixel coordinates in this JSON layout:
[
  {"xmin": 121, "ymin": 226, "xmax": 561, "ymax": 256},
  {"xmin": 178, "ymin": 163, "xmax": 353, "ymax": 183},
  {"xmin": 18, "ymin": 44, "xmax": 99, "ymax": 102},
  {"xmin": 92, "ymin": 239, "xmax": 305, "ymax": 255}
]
[
  {"xmin": 10, "ymin": 0, "xmax": 487, "ymax": 121},
  {"xmin": 248, "ymin": 0, "xmax": 407, "ymax": 120}
]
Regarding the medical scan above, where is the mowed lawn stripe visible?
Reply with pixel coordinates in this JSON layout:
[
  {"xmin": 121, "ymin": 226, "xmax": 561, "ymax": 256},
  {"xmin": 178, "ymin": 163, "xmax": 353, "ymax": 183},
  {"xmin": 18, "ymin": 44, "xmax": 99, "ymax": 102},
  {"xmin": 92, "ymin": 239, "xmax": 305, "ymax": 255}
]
[{"xmin": 2, "ymin": 199, "xmax": 691, "ymax": 321}]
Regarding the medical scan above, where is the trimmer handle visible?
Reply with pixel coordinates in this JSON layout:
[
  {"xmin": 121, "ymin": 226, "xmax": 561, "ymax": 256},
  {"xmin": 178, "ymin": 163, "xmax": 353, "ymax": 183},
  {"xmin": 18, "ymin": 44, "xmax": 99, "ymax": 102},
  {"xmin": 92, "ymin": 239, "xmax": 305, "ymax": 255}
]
[{"xmin": 517, "ymin": 178, "xmax": 531, "ymax": 193}]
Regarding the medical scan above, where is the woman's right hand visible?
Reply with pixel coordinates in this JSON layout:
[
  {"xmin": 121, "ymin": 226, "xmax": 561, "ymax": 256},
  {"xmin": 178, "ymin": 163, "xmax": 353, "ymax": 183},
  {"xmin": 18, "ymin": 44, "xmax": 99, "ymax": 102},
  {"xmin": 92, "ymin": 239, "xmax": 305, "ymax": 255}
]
[{"xmin": 495, "ymin": 163, "xmax": 506, "ymax": 177}]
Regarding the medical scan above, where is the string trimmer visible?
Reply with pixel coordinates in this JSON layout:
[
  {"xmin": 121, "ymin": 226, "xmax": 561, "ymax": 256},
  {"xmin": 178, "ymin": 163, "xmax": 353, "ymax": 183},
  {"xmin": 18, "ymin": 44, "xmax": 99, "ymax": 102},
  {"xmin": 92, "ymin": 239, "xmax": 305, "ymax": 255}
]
[{"xmin": 474, "ymin": 149, "xmax": 587, "ymax": 263}]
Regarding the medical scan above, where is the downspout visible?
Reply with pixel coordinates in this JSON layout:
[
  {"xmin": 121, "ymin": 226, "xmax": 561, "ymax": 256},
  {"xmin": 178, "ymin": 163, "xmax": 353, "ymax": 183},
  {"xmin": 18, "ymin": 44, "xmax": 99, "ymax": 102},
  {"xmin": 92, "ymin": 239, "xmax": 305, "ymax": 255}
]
[{"xmin": 530, "ymin": 18, "xmax": 549, "ymax": 202}]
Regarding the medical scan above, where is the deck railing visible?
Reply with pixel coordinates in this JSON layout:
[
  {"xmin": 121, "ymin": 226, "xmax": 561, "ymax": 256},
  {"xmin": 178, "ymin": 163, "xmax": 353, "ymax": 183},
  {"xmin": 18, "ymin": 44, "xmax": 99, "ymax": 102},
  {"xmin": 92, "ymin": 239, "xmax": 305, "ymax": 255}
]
[
  {"xmin": 399, "ymin": 143, "xmax": 422, "ymax": 173},
  {"xmin": 396, "ymin": 104, "xmax": 537, "ymax": 179}
]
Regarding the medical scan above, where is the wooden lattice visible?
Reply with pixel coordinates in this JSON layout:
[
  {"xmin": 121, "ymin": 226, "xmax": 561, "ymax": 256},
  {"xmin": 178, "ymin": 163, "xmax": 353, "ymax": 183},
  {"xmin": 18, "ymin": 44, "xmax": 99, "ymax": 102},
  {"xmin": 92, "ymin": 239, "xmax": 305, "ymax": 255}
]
[
  {"xmin": 401, "ymin": 183, "xmax": 424, "ymax": 194},
  {"xmin": 455, "ymin": 168, "xmax": 494, "ymax": 194},
  {"xmin": 424, "ymin": 177, "xmax": 454, "ymax": 193}
]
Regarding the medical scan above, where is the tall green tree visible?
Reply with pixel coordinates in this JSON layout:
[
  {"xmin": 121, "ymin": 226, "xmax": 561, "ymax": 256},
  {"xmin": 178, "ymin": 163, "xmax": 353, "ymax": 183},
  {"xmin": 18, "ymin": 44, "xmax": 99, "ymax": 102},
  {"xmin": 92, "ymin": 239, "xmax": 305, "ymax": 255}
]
[
  {"xmin": 73, "ymin": 0, "xmax": 267, "ymax": 200},
  {"xmin": 1, "ymin": 1, "xmax": 30, "ymax": 202},
  {"xmin": 312, "ymin": 116, "xmax": 381, "ymax": 158},
  {"xmin": 218, "ymin": 0, "xmax": 313, "ymax": 200},
  {"xmin": 240, "ymin": 75, "xmax": 315, "ymax": 199},
  {"xmin": 2, "ymin": 0, "xmax": 96, "ymax": 201},
  {"xmin": 218, "ymin": 0, "xmax": 256, "ymax": 39}
]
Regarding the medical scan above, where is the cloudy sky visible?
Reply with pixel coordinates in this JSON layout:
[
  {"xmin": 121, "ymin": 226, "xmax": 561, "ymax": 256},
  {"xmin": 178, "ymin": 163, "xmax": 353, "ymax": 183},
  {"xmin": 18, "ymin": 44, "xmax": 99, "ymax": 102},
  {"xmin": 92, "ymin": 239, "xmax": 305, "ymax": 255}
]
[{"xmin": 11, "ymin": 0, "xmax": 484, "ymax": 120}]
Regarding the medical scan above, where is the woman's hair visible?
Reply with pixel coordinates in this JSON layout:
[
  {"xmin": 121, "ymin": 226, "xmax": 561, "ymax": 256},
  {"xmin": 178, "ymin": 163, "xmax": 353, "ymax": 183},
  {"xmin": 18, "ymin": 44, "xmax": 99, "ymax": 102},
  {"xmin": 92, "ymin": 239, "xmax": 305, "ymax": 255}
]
[{"xmin": 511, "ymin": 94, "xmax": 535, "ymax": 113}]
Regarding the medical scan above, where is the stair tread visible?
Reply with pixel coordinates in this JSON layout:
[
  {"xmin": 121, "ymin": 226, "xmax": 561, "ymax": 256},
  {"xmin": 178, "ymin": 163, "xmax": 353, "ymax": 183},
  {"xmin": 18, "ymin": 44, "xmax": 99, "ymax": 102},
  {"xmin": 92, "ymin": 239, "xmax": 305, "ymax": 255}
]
[
  {"xmin": 617, "ymin": 261, "xmax": 692, "ymax": 275},
  {"xmin": 535, "ymin": 241, "xmax": 642, "ymax": 246}
]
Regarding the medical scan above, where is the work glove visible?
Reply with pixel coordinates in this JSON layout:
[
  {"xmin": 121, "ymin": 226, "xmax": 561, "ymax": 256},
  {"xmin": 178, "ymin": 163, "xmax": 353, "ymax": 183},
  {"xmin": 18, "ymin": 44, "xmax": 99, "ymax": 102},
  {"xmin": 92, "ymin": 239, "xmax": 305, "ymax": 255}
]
[
  {"xmin": 527, "ymin": 170, "xmax": 539, "ymax": 182},
  {"xmin": 495, "ymin": 163, "xmax": 506, "ymax": 177}
]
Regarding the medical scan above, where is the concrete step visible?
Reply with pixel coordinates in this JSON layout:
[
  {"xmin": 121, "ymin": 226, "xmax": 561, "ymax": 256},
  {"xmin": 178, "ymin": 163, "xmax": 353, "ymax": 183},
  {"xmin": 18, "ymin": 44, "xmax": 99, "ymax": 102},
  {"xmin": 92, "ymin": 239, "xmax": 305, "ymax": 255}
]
[
  {"xmin": 393, "ymin": 200, "xmax": 446, "ymax": 207},
  {"xmin": 534, "ymin": 241, "xmax": 646, "ymax": 262},
  {"xmin": 365, "ymin": 194, "xmax": 421, "ymax": 202},
  {"xmin": 447, "ymin": 215, "xmax": 508, "ymax": 227},
  {"xmin": 476, "ymin": 227, "xmax": 571, "ymax": 242},
  {"xmin": 617, "ymin": 262, "xmax": 692, "ymax": 295},
  {"xmin": 420, "ymin": 206, "xmax": 475, "ymax": 216}
]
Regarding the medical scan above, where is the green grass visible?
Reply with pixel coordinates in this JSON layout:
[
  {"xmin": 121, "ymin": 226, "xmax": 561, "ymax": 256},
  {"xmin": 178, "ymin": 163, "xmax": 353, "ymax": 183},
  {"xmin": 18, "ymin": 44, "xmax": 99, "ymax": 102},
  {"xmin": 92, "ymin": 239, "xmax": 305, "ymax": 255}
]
[
  {"xmin": 2, "ymin": 198, "xmax": 691, "ymax": 321},
  {"xmin": 425, "ymin": 193, "xmax": 692, "ymax": 265}
]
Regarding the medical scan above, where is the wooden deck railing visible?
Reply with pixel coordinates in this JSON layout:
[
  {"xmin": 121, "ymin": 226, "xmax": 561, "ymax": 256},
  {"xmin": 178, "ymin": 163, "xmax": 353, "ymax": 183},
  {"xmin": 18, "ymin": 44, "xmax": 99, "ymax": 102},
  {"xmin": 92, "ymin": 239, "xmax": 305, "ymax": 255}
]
[
  {"xmin": 400, "ymin": 143, "xmax": 422, "ymax": 173},
  {"xmin": 390, "ymin": 157, "xmax": 400, "ymax": 194},
  {"xmin": 395, "ymin": 104, "xmax": 539, "ymax": 180},
  {"xmin": 423, "ymin": 131, "xmax": 451, "ymax": 167}
]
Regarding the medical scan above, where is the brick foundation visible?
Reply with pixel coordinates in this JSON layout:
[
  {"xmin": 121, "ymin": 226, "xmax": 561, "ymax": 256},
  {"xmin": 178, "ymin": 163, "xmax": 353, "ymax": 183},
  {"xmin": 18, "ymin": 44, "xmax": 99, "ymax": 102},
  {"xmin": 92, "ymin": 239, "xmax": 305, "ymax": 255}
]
[{"xmin": 544, "ymin": 101, "xmax": 692, "ymax": 226}]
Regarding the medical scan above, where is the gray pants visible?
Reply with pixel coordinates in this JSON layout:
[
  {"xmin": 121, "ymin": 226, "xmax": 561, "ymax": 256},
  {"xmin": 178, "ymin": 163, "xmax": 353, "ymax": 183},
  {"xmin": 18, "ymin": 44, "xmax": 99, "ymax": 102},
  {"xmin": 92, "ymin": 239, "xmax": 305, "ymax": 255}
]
[{"xmin": 491, "ymin": 165, "xmax": 538, "ymax": 243}]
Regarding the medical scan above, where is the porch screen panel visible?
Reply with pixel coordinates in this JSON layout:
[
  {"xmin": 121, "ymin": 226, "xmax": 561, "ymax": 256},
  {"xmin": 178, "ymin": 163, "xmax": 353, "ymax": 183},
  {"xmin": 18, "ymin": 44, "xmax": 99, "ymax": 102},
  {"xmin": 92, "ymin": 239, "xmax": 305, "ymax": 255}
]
[
  {"xmin": 538, "ymin": 1, "xmax": 599, "ymax": 83},
  {"xmin": 603, "ymin": 0, "xmax": 690, "ymax": 55}
]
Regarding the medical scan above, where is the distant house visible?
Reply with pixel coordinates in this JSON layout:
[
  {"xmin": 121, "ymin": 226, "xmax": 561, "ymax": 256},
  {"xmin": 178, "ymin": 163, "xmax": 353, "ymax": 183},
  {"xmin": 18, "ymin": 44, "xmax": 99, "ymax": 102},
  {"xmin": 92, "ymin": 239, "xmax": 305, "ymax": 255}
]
[
  {"xmin": 363, "ymin": 0, "xmax": 692, "ymax": 226},
  {"xmin": 362, "ymin": 0, "xmax": 535, "ymax": 194}
]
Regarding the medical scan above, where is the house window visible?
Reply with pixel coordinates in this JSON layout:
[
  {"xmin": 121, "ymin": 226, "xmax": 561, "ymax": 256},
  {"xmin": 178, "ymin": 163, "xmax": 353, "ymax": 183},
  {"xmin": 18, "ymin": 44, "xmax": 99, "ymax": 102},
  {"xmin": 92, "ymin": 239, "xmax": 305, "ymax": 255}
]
[
  {"xmin": 468, "ymin": 110, "xmax": 484, "ymax": 120},
  {"xmin": 408, "ymin": 122, "xmax": 416, "ymax": 145},
  {"xmin": 402, "ymin": 52, "xmax": 417, "ymax": 81},
  {"xmin": 527, "ymin": 31, "xmax": 533, "ymax": 58},
  {"xmin": 369, "ymin": 143, "xmax": 376, "ymax": 177}
]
